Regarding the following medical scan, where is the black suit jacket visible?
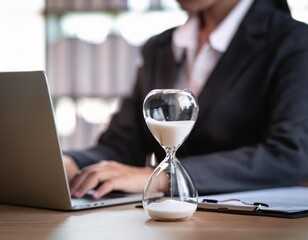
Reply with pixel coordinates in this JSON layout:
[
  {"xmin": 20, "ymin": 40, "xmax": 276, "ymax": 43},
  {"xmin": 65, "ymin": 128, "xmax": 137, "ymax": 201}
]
[{"xmin": 68, "ymin": 0, "xmax": 308, "ymax": 194}]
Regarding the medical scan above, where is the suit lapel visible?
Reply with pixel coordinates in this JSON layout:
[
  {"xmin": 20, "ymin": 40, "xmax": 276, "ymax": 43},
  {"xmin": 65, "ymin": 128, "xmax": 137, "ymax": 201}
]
[{"xmin": 195, "ymin": 0, "xmax": 273, "ymax": 127}]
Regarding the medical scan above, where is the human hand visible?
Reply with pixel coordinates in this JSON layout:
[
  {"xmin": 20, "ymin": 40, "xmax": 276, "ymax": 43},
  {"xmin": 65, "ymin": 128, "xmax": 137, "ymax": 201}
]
[
  {"xmin": 63, "ymin": 155, "xmax": 79, "ymax": 182},
  {"xmin": 70, "ymin": 161, "xmax": 154, "ymax": 199}
]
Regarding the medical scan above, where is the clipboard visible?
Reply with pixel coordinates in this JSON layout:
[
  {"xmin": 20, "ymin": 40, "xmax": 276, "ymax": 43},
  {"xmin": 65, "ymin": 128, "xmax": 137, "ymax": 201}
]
[{"xmin": 198, "ymin": 186, "xmax": 308, "ymax": 218}]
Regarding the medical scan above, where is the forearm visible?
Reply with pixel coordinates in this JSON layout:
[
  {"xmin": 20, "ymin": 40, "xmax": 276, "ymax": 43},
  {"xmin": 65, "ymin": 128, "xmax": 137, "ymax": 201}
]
[
  {"xmin": 64, "ymin": 78, "xmax": 150, "ymax": 170},
  {"xmin": 64, "ymin": 144, "xmax": 114, "ymax": 169},
  {"xmin": 181, "ymin": 141, "xmax": 308, "ymax": 195},
  {"xmin": 63, "ymin": 155, "xmax": 79, "ymax": 182}
]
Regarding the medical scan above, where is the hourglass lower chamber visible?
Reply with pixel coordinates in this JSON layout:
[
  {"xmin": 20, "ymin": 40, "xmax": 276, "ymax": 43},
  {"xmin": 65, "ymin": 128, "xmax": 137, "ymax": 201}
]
[{"xmin": 142, "ymin": 89, "xmax": 199, "ymax": 221}]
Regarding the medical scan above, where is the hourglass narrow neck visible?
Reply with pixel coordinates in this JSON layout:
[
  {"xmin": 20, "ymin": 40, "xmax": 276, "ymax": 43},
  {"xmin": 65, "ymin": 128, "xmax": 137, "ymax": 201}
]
[{"xmin": 164, "ymin": 147, "xmax": 177, "ymax": 159}]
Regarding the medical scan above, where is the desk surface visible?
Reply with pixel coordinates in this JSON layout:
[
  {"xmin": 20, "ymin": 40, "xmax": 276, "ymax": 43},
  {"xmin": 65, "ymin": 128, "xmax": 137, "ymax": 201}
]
[{"xmin": 1, "ymin": 203, "xmax": 308, "ymax": 240}]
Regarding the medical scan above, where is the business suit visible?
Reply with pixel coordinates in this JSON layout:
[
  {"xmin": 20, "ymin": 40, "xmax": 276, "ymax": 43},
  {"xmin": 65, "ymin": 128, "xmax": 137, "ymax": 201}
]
[{"xmin": 68, "ymin": 0, "xmax": 308, "ymax": 195}]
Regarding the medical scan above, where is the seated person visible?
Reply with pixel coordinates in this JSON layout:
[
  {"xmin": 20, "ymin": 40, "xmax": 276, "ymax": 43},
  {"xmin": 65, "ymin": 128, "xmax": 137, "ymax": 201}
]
[{"xmin": 64, "ymin": 0, "xmax": 308, "ymax": 199}]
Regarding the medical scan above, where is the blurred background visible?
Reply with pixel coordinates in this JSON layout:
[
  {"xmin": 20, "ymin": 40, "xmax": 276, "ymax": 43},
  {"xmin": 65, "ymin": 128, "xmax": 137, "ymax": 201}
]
[{"xmin": 1, "ymin": 0, "xmax": 307, "ymax": 151}]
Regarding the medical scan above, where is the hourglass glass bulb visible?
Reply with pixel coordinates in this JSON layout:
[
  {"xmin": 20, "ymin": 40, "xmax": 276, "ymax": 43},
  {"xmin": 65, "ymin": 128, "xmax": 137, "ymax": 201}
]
[
  {"xmin": 142, "ymin": 89, "xmax": 199, "ymax": 221},
  {"xmin": 144, "ymin": 155, "xmax": 198, "ymax": 221}
]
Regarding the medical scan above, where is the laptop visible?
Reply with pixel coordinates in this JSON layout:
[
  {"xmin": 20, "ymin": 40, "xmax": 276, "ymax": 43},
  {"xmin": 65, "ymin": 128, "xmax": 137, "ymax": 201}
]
[{"xmin": 0, "ymin": 71, "xmax": 142, "ymax": 210}]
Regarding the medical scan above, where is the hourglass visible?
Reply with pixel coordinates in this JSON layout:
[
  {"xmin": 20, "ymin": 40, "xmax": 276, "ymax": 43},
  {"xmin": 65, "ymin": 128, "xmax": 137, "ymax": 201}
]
[{"xmin": 142, "ymin": 89, "xmax": 199, "ymax": 221}]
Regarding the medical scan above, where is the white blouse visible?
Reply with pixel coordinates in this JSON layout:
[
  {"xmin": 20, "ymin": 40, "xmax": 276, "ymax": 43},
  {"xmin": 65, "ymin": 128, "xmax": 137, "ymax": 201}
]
[{"xmin": 172, "ymin": 0, "xmax": 254, "ymax": 96}]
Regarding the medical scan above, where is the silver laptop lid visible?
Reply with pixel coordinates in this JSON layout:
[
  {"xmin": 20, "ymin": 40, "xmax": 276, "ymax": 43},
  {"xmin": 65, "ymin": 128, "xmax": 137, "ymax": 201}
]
[{"xmin": 0, "ymin": 71, "xmax": 72, "ymax": 210}]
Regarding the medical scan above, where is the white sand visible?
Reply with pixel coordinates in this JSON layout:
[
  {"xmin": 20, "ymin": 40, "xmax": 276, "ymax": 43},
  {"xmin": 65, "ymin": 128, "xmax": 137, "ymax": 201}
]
[
  {"xmin": 145, "ymin": 118, "xmax": 195, "ymax": 148},
  {"xmin": 146, "ymin": 199, "xmax": 197, "ymax": 220}
]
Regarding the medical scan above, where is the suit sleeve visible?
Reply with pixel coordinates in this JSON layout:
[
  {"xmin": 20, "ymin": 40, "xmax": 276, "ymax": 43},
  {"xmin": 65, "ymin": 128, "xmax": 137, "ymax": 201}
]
[
  {"xmin": 64, "ymin": 67, "xmax": 149, "ymax": 169},
  {"xmin": 181, "ymin": 28, "xmax": 308, "ymax": 195}
]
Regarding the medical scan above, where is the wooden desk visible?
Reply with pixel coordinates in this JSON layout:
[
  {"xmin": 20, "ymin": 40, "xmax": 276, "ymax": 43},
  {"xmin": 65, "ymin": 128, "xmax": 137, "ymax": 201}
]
[{"xmin": 1, "ymin": 203, "xmax": 308, "ymax": 240}]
